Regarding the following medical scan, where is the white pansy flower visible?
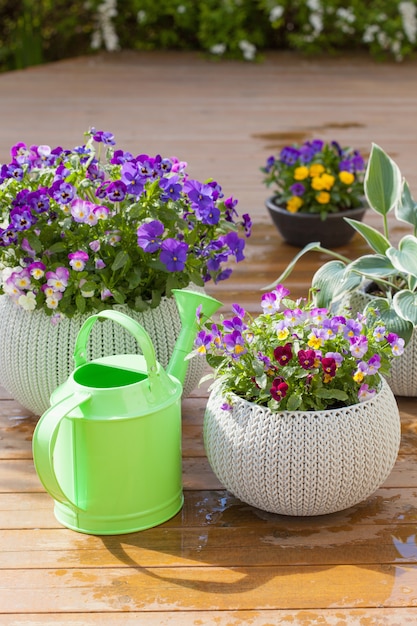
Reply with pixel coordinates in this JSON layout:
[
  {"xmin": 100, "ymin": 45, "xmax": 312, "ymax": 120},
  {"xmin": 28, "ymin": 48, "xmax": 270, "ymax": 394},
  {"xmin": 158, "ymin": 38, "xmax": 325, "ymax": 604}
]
[{"xmin": 18, "ymin": 291, "xmax": 37, "ymax": 311}]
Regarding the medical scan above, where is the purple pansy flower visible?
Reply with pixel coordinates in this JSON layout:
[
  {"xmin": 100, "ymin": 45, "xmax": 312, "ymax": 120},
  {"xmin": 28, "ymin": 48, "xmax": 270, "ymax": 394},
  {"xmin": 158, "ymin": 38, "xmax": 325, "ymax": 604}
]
[
  {"xmin": 159, "ymin": 239, "xmax": 188, "ymax": 272},
  {"xmin": 106, "ymin": 180, "xmax": 127, "ymax": 202},
  {"xmin": 68, "ymin": 250, "xmax": 89, "ymax": 271},
  {"xmin": 137, "ymin": 220, "xmax": 165, "ymax": 253}
]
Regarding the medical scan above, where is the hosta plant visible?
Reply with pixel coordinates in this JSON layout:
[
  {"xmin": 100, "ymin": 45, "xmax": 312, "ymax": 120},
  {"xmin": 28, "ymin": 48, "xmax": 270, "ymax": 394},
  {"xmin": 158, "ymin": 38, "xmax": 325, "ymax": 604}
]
[{"xmin": 272, "ymin": 143, "xmax": 417, "ymax": 343}]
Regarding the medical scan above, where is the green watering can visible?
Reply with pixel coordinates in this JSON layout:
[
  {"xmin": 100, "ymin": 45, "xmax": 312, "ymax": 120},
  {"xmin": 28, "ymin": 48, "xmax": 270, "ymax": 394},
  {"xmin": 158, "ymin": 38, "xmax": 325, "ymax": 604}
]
[{"xmin": 32, "ymin": 289, "xmax": 221, "ymax": 535}]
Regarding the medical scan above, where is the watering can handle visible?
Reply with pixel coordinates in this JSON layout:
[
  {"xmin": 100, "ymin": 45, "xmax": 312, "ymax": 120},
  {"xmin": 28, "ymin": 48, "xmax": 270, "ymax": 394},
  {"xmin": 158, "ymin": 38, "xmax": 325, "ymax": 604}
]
[
  {"xmin": 32, "ymin": 392, "xmax": 91, "ymax": 508},
  {"xmin": 72, "ymin": 309, "xmax": 158, "ymax": 380}
]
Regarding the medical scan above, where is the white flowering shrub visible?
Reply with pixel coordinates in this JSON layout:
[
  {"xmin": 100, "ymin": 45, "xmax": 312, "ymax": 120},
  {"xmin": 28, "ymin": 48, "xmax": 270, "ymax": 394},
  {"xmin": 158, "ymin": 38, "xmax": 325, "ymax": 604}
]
[
  {"xmin": 1, "ymin": 0, "xmax": 417, "ymax": 72},
  {"xmin": 96, "ymin": 0, "xmax": 417, "ymax": 62}
]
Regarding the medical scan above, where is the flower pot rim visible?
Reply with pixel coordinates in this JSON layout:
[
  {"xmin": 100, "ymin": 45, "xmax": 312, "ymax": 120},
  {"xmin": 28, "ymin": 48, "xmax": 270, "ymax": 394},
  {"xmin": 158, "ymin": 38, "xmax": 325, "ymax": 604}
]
[{"xmin": 265, "ymin": 196, "xmax": 367, "ymax": 220}]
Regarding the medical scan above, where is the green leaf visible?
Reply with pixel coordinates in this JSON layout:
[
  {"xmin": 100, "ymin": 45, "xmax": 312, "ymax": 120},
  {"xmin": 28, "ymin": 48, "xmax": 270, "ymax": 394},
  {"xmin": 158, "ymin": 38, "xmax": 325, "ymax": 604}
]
[
  {"xmin": 347, "ymin": 254, "xmax": 398, "ymax": 278},
  {"xmin": 48, "ymin": 241, "xmax": 67, "ymax": 254},
  {"xmin": 386, "ymin": 235, "xmax": 417, "ymax": 279},
  {"xmin": 111, "ymin": 289, "xmax": 125, "ymax": 304},
  {"xmin": 127, "ymin": 267, "xmax": 142, "ymax": 290},
  {"xmin": 25, "ymin": 233, "xmax": 42, "ymax": 254},
  {"xmin": 315, "ymin": 388, "xmax": 348, "ymax": 401},
  {"xmin": 255, "ymin": 373, "xmax": 267, "ymax": 390},
  {"xmin": 343, "ymin": 218, "xmax": 390, "ymax": 254},
  {"xmin": 75, "ymin": 294, "xmax": 86, "ymax": 314},
  {"xmin": 134, "ymin": 295, "xmax": 149, "ymax": 312},
  {"xmin": 286, "ymin": 394, "xmax": 302, "ymax": 410},
  {"xmin": 80, "ymin": 281, "xmax": 96, "ymax": 292},
  {"xmin": 393, "ymin": 290, "xmax": 417, "ymax": 326},
  {"xmin": 364, "ymin": 143, "xmax": 402, "ymax": 216},
  {"xmin": 111, "ymin": 250, "xmax": 129, "ymax": 272},
  {"xmin": 364, "ymin": 297, "xmax": 413, "ymax": 342},
  {"xmin": 312, "ymin": 260, "xmax": 361, "ymax": 308},
  {"xmin": 151, "ymin": 290, "xmax": 162, "ymax": 308},
  {"xmin": 396, "ymin": 180, "xmax": 417, "ymax": 229},
  {"xmin": 206, "ymin": 354, "xmax": 225, "ymax": 369}
]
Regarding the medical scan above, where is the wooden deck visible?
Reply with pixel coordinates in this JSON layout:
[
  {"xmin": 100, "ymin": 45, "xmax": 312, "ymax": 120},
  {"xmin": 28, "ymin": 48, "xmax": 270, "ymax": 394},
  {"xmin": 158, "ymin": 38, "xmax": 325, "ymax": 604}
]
[{"xmin": 1, "ymin": 50, "xmax": 417, "ymax": 624}]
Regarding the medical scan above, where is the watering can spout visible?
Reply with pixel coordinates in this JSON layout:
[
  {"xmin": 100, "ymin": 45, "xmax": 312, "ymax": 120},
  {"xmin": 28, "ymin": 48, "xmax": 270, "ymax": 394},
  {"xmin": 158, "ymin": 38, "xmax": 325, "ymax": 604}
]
[{"xmin": 167, "ymin": 289, "xmax": 222, "ymax": 386}]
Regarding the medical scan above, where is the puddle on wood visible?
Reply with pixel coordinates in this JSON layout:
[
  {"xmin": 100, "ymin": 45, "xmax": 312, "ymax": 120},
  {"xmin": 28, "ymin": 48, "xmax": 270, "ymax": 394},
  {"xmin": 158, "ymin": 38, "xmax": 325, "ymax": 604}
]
[
  {"xmin": 252, "ymin": 131, "xmax": 310, "ymax": 143},
  {"xmin": 317, "ymin": 122, "xmax": 365, "ymax": 129},
  {"xmin": 4, "ymin": 414, "xmax": 37, "ymax": 433},
  {"xmin": 252, "ymin": 123, "xmax": 367, "ymax": 152}
]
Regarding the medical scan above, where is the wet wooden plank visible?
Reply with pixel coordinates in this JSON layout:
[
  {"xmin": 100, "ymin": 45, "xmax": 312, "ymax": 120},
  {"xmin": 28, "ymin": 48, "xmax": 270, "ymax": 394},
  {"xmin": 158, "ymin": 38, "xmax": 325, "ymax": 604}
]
[
  {"xmin": 1, "ymin": 609, "xmax": 417, "ymax": 625},
  {"xmin": 1, "ymin": 521, "xmax": 417, "ymax": 569},
  {"xmin": 1, "ymin": 487, "xmax": 417, "ymax": 530},
  {"xmin": 1, "ymin": 563, "xmax": 416, "ymax": 612}
]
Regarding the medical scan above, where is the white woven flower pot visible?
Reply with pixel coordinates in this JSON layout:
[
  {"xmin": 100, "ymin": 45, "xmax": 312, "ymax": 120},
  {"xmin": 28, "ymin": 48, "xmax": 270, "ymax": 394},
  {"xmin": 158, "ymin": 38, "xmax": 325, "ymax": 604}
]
[
  {"xmin": 0, "ymin": 293, "xmax": 205, "ymax": 416},
  {"xmin": 204, "ymin": 377, "xmax": 400, "ymax": 516},
  {"xmin": 385, "ymin": 327, "xmax": 417, "ymax": 396},
  {"xmin": 338, "ymin": 289, "xmax": 417, "ymax": 397}
]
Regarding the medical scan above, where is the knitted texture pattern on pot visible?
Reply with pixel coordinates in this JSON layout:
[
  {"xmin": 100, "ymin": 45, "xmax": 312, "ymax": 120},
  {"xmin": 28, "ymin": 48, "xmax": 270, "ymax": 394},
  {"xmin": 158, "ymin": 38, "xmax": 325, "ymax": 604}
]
[
  {"xmin": 385, "ymin": 327, "xmax": 417, "ymax": 396},
  {"xmin": 204, "ymin": 378, "xmax": 400, "ymax": 516},
  {"xmin": 0, "ymin": 294, "xmax": 205, "ymax": 416}
]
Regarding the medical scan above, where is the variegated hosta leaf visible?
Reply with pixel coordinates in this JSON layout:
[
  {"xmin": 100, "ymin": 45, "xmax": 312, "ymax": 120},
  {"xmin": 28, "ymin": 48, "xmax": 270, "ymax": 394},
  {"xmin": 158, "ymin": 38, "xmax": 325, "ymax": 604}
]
[
  {"xmin": 311, "ymin": 260, "xmax": 361, "ymax": 308},
  {"xmin": 347, "ymin": 254, "xmax": 397, "ymax": 277},
  {"xmin": 386, "ymin": 235, "xmax": 417, "ymax": 280},
  {"xmin": 396, "ymin": 180, "xmax": 417, "ymax": 229},
  {"xmin": 364, "ymin": 143, "xmax": 402, "ymax": 216},
  {"xmin": 393, "ymin": 290, "xmax": 417, "ymax": 326},
  {"xmin": 344, "ymin": 218, "xmax": 390, "ymax": 255},
  {"xmin": 364, "ymin": 297, "xmax": 414, "ymax": 343}
]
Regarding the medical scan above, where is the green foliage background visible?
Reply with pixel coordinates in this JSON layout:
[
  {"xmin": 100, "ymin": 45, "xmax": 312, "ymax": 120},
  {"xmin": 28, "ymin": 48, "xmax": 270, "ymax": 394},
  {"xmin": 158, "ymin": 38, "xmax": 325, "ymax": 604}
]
[{"xmin": 0, "ymin": 0, "xmax": 416, "ymax": 73}]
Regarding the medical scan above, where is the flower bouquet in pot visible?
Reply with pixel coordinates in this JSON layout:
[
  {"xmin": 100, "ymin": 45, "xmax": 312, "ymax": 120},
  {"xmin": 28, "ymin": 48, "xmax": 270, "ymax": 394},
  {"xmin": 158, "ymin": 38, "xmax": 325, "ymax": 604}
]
[
  {"xmin": 191, "ymin": 285, "xmax": 402, "ymax": 516},
  {"xmin": 0, "ymin": 128, "xmax": 251, "ymax": 414},
  {"xmin": 261, "ymin": 138, "xmax": 366, "ymax": 247}
]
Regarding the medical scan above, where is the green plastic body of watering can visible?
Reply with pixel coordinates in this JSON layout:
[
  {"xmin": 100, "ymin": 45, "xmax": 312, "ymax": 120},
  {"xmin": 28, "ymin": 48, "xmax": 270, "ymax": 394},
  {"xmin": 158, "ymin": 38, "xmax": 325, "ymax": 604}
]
[{"xmin": 32, "ymin": 290, "xmax": 222, "ymax": 535}]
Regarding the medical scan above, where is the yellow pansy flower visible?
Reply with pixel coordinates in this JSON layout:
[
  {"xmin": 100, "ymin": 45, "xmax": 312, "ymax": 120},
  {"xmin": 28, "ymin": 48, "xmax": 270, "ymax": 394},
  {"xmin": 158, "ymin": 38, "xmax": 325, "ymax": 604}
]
[
  {"xmin": 311, "ymin": 176, "xmax": 325, "ymax": 190},
  {"xmin": 316, "ymin": 191, "xmax": 331, "ymax": 204},
  {"xmin": 309, "ymin": 163, "xmax": 325, "ymax": 177},
  {"xmin": 307, "ymin": 335, "xmax": 323, "ymax": 349},
  {"xmin": 339, "ymin": 171, "xmax": 355, "ymax": 185},
  {"xmin": 353, "ymin": 370, "xmax": 365, "ymax": 383},
  {"xmin": 321, "ymin": 173, "xmax": 335, "ymax": 190},
  {"xmin": 286, "ymin": 196, "xmax": 304, "ymax": 213},
  {"xmin": 294, "ymin": 166, "xmax": 309, "ymax": 180},
  {"xmin": 277, "ymin": 328, "xmax": 290, "ymax": 340}
]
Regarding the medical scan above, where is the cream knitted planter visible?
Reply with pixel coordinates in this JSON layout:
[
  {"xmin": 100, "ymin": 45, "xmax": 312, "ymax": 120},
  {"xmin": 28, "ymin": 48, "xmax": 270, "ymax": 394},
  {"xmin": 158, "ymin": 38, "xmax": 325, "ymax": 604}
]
[
  {"xmin": 0, "ymin": 293, "xmax": 205, "ymax": 416},
  {"xmin": 204, "ymin": 378, "xmax": 400, "ymax": 516},
  {"xmin": 338, "ymin": 289, "xmax": 417, "ymax": 397}
]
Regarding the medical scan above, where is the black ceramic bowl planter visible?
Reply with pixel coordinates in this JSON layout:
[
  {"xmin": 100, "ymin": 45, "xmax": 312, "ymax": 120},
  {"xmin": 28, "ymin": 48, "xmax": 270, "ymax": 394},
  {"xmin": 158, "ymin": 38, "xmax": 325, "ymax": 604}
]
[{"xmin": 265, "ymin": 197, "xmax": 367, "ymax": 248}]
